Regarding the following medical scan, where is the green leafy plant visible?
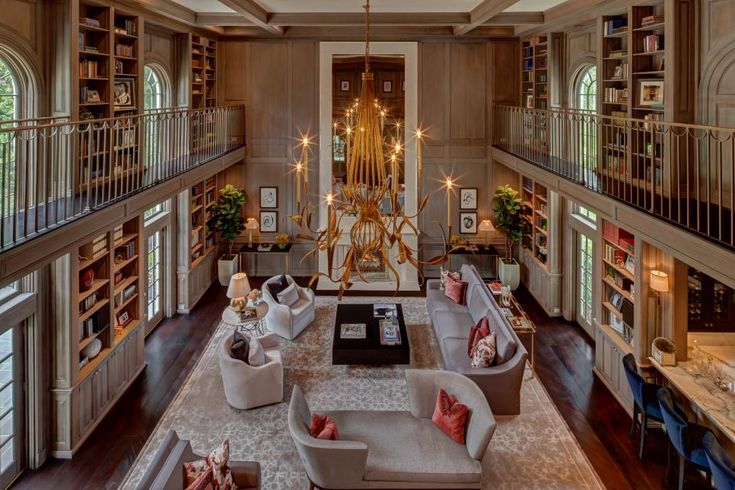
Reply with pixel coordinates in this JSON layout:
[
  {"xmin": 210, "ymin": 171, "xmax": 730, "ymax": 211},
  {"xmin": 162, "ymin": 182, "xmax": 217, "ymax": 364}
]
[
  {"xmin": 493, "ymin": 184, "xmax": 527, "ymax": 258},
  {"xmin": 207, "ymin": 184, "xmax": 247, "ymax": 257}
]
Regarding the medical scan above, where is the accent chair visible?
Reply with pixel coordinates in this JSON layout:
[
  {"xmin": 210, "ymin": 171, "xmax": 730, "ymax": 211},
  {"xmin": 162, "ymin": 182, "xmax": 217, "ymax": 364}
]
[
  {"xmin": 703, "ymin": 432, "xmax": 735, "ymax": 490},
  {"xmin": 622, "ymin": 352, "xmax": 664, "ymax": 458},
  {"xmin": 288, "ymin": 369, "xmax": 496, "ymax": 489},
  {"xmin": 657, "ymin": 387, "xmax": 712, "ymax": 490},
  {"xmin": 262, "ymin": 274, "xmax": 315, "ymax": 340},
  {"xmin": 218, "ymin": 332, "xmax": 283, "ymax": 409},
  {"xmin": 135, "ymin": 430, "xmax": 261, "ymax": 490}
]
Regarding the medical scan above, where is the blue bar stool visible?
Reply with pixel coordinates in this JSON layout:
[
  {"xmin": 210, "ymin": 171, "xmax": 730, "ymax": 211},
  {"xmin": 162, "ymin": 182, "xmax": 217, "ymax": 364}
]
[
  {"xmin": 657, "ymin": 387, "xmax": 712, "ymax": 490},
  {"xmin": 622, "ymin": 353, "xmax": 663, "ymax": 459},
  {"xmin": 703, "ymin": 432, "xmax": 735, "ymax": 490}
]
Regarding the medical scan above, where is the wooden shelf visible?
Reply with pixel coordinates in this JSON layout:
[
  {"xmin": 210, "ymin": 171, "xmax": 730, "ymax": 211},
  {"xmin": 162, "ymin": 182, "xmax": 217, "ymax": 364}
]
[
  {"xmin": 114, "ymin": 293, "xmax": 138, "ymax": 314},
  {"xmin": 79, "ymin": 347, "xmax": 112, "ymax": 380},
  {"xmin": 603, "ymin": 237, "xmax": 634, "ymax": 257},
  {"xmin": 114, "ymin": 275, "xmax": 138, "ymax": 295},
  {"xmin": 79, "ymin": 279, "xmax": 109, "ymax": 303},
  {"xmin": 79, "ymin": 298, "xmax": 110, "ymax": 323},
  {"xmin": 114, "ymin": 233, "xmax": 137, "ymax": 247},
  {"xmin": 603, "ymin": 301, "xmax": 623, "ymax": 319},
  {"xmin": 79, "ymin": 253, "xmax": 108, "ymax": 271},
  {"xmin": 602, "ymin": 258, "xmax": 635, "ymax": 281},
  {"xmin": 113, "ymin": 317, "xmax": 142, "ymax": 347},
  {"xmin": 603, "ymin": 276, "xmax": 634, "ymax": 303},
  {"xmin": 113, "ymin": 254, "xmax": 138, "ymax": 272}
]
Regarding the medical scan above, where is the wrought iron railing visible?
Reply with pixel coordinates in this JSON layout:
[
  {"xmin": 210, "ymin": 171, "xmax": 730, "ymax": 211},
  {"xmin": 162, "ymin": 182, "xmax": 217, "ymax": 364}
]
[
  {"xmin": 493, "ymin": 105, "xmax": 735, "ymax": 250},
  {"xmin": 0, "ymin": 105, "xmax": 245, "ymax": 251}
]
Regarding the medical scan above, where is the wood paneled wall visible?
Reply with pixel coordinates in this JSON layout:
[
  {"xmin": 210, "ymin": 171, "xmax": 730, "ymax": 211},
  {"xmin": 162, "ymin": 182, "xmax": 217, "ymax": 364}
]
[
  {"xmin": 564, "ymin": 24, "xmax": 597, "ymax": 109},
  {"xmin": 143, "ymin": 24, "xmax": 179, "ymax": 104},
  {"xmin": 699, "ymin": 0, "xmax": 735, "ymax": 128},
  {"xmin": 220, "ymin": 38, "xmax": 518, "ymax": 277}
]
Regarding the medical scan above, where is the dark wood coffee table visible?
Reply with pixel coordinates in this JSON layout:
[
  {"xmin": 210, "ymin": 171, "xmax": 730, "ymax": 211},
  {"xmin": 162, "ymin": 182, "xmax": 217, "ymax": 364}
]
[{"xmin": 332, "ymin": 303, "xmax": 410, "ymax": 365}]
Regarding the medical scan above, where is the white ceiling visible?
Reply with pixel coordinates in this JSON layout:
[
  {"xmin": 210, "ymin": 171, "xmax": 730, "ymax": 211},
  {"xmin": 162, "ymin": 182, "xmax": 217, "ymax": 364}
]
[
  {"xmin": 504, "ymin": 0, "xmax": 568, "ymax": 12},
  {"xmin": 253, "ymin": 0, "xmax": 484, "ymax": 13},
  {"xmin": 174, "ymin": 0, "xmax": 234, "ymax": 13}
]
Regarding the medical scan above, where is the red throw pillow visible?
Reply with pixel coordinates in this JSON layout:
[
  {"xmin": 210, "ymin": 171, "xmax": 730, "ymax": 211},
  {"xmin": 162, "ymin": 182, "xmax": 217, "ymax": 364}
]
[
  {"xmin": 310, "ymin": 414, "xmax": 340, "ymax": 440},
  {"xmin": 444, "ymin": 274, "xmax": 468, "ymax": 305},
  {"xmin": 432, "ymin": 388, "xmax": 469, "ymax": 444},
  {"xmin": 467, "ymin": 317, "xmax": 491, "ymax": 358}
]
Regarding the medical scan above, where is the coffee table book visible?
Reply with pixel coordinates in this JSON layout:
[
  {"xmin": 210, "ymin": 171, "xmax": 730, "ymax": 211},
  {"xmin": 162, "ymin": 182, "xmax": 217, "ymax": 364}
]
[
  {"xmin": 340, "ymin": 323, "xmax": 367, "ymax": 339},
  {"xmin": 380, "ymin": 320, "xmax": 401, "ymax": 346}
]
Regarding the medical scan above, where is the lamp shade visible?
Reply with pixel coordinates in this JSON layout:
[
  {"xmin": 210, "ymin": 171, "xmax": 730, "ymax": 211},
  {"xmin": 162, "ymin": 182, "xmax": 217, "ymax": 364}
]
[
  {"xmin": 245, "ymin": 218, "xmax": 259, "ymax": 230},
  {"xmin": 650, "ymin": 270, "xmax": 669, "ymax": 293},
  {"xmin": 478, "ymin": 220, "xmax": 495, "ymax": 233},
  {"xmin": 227, "ymin": 272, "xmax": 251, "ymax": 299}
]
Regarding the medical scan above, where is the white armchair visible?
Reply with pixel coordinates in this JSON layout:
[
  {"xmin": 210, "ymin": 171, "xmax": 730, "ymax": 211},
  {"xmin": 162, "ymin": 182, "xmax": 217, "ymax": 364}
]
[
  {"xmin": 219, "ymin": 332, "xmax": 283, "ymax": 410},
  {"xmin": 262, "ymin": 275, "xmax": 315, "ymax": 340}
]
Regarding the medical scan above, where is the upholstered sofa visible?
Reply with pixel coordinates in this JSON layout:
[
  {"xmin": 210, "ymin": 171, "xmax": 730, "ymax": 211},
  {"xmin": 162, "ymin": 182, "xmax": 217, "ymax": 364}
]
[
  {"xmin": 135, "ymin": 430, "xmax": 261, "ymax": 490},
  {"xmin": 262, "ymin": 274, "xmax": 315, "ymax": 340},
  {"xmin": 288, "ymin": 369, "xmax": 496, "ymax": 489},
  {"xmin": 426, "ymin": 264, "xmax": 528, "ymax": 415},
  {"xmin": 219, "ymin": 332, "xmax": 283, "ymax": 409}
]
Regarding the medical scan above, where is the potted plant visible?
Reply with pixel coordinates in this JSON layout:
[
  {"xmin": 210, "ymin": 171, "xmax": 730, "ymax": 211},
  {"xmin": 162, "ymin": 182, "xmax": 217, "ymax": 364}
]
[
  {"xmin": 276, "ymin": 233, "xmax": 290, "ymax": 250},
  {"xmin": 493, "ymin": 184, "xmax": 527, "ymax": 290},
  {"xmin": 207, "ymin": 184, "xmax": 247, "ymax": 286}
]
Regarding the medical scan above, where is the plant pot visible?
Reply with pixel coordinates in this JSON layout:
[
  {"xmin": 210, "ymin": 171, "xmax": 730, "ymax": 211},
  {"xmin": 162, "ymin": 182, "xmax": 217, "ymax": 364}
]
[
  {"xmin": 218, "ymin": 254, "xmax": 239, "ymax": 286},
  {"xmin": 278, "ymin": 244, "xmax": 287, "ymax": 250},
  {"xmin": 498, "ymin": 257, "xmax": 520, "ymax": 290}
]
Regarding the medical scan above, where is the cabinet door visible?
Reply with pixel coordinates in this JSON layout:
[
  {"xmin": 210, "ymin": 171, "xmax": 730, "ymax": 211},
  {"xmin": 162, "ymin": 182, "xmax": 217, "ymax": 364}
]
[
  {"xmin": 125, "ymin": 328, "xmax": 143, "ymax": 379},
  {"xmin": 92, "ymin": 361, "xmax": 110, "ymax": 417},
  {"xmin": 76, "ymin": 376, "xmax": 94, "ymax": 441},
  {"xmin": 108, "ymin": 348, "xmax": 127, "ymax": 398}
]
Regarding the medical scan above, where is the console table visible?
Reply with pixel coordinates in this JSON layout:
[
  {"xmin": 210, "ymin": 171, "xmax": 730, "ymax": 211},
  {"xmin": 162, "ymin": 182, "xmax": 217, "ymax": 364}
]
[
  {"xmin": 486, "ymin": 284, "xmax": 536, "ymax": 376},
  {"xmin": 448, "ymin": 245, "xmax": 498, "ymax": 279},
  {"xmin": 239, "ymin": 243, "xmax": 291, "ymax": 274}
]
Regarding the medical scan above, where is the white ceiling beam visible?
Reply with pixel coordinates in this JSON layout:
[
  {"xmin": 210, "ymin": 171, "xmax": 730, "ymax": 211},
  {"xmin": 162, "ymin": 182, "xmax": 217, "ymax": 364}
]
[
  {"xmin": 515, "ymin": 0, "xmax": 627, "ymax": 36},
  {"xmin": 267, "ymin": 12, "xmax": 470, "ymax": 27},
  {"xmin": 221, "ymin": 25, "xmax": 516, "ymax": 40},
  {"xmin": 485, "ymin": 12, "xmax": 544, "ymax": 25},
  {"xmin": 217, "ymin": 0, "xmax": 284, "ymax": 35},
  {"xmin": 454, "ymin": 0, "xmax": 523, "ymax": 35}
]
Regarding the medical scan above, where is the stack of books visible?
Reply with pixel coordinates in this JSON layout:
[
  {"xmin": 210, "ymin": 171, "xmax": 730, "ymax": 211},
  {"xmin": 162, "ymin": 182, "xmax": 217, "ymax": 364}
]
[
  {"xmin": 81, "ymin": 17, "xmax": 101, "ymax": 28},
  {"xmin": 605, "ymin": 87, "xmax": 629, "ymax": 104},
  {"xmin": 604, "ymin": 18, "xmax": 627, "ymax": 36},
  {"xmin": 643, "ymin": 34, "xmax": 663, "ymax": 52},
  {"xmin": 641, "ymin": 15, "xmax": 664, "ymax": 27},
  {"xmin": 81, "ymin": 234, "xmax": 108, "ymax": 261},
  {"xmin": 379, "ymin": 320, "xmax": 401, "ymax": 346}
]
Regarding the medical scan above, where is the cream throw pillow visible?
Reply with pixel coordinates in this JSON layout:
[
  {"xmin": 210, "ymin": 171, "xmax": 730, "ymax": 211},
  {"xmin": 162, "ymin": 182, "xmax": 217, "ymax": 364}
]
[
  {"xmin": 247, "ymin": 333, "xmax": 265, "ymax": 366},
  {"xmin": 277, "ymin": 281, "xmax": 300, "ymax": 306}
]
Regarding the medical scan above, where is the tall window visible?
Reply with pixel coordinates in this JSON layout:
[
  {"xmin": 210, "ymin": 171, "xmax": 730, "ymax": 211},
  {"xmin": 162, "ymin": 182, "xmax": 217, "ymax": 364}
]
[
  {"xmin": 574, "ymin": 65, "xmax": 597, "ymax": 171},
  {"xmin": 144, "ymin": 65, "xmax": 165, "ymax": 111},
  {"xmin": 578, "ymin": 233, "xmax": 594, "ymax": 327},
  {"xmin": 0, "ymin": 57, "xmax": 19, "ymax": 219},
  {"xmin": 0, "ymin": 58, "xmax": 18, "ymax": 123}
]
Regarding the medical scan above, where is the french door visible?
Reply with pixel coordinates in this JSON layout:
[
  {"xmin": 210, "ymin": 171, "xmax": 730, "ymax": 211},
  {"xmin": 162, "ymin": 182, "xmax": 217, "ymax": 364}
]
[
  {"xmin": 146, "ymin": 230, "xmax": 165, "ymax": 334},
  {"xmin": 0, "ymin": 324, "xmax": 23, "ymax": 488},
  {"xmin": 576, "ymin": 232, "xmax": 595, "ymax": 337}
]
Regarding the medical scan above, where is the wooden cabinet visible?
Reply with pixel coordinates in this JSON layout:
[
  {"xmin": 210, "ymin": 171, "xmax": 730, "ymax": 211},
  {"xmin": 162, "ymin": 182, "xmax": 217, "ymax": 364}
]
[
  {"xmin": 76, "ymin": 376, "xmax": 94, "ymax": 442},
  {"xmin": 594, "ymin": 323, "xmax": 634, "ymax": 415}
]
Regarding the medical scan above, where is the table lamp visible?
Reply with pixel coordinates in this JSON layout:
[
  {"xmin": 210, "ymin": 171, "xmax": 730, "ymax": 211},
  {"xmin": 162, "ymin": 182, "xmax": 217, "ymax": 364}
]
[
  {"xmin": 227, "ymin": 272, "xmax": 251, "ymax": 312},
  {"xmin": 245, "ymin": 218, "xmax": 258, "ymax": 248},
  {"xmin": 478, "ymin": 219, "xmax": 495, "ymax": 248}
]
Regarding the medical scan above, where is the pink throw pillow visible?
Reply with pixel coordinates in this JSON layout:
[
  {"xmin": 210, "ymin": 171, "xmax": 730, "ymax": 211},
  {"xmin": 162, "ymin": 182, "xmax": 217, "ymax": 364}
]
[
  {"xmin": 467, "ymin": 317, "xmax": 490, "ymax": 358},
  {"xmin": 432, "ymin": 388, "xmax": 469, "ymax": 444},
  {"xmin": 444, "ymin": 274, "xmax": 468, "ymax": 305},
  {"xmin": 310, "ymin": 414, "xmax": 340, "ymax": 440}
]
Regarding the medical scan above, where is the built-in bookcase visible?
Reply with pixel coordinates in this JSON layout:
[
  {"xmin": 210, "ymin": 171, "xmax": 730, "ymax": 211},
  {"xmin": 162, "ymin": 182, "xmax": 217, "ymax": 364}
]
[
  {"xmin": 191, "ymin": 35, "xmax": 217, "ymax": 109},
  {"xmin": 520, "ymin": 177, "xmax": 549, "ymax": 270},
  {"xmin": 520, "ymin": 35, "xmax": 549, "ymax": 110},
  {"xmin": 600, "ymin": 220, "xmax": 637, "ymax": 347},
  {"xmin": 189, "ymin": 176, "xmax": 217, "ymax": 268}
]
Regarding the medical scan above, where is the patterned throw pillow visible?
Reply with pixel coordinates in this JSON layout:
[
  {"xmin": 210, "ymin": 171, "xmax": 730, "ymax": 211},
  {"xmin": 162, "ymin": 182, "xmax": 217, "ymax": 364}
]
[
  {"xmin": 444, "ymin": 274, "xmax": 468, "ymax": 305},
  {"xmin": 431, "ymin": 387, "xmax": 469, "ymax": 444},
  {"xmin": 471, "ymin": 332, "xmax": 497, "ymax": 368},
  {"xmin": 184, "ymin": 440, "xmax": 235, "ymax": 490},
  {"xmin": 185, "ymin": 466, "xmax": 214, "ymax": 490},
  {"xmin": 467, "ymin": 317, "xmax": 490, "ymax": 358},
  {"xmin": 309, "ymin": 414, "xmax": 340, "ymax": 440}
]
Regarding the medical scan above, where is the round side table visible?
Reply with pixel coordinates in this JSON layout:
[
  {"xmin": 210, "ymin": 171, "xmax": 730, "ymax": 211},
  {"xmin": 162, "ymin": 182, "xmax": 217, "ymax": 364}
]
[{"xmin": 221, "ymin": 302, "xmax": 269, "ymax": 336}]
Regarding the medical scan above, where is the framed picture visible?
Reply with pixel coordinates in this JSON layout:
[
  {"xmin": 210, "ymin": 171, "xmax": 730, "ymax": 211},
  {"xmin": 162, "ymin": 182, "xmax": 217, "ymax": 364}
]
[
  {"xmin": 612, "ymin": 65, "xmax": 623, "ymax": 79},
  {"xmin": 459, "ymin": 212, "xmax": 478, "ymax": 234},
  {"xmin": 610, "ymin": 291, "xmax": 623, "ymax": 310},
  {"xmin": 260, "ymin": 210, "xmax": 278, "ymax": 233},
  {"xmin": 383, "ymin": 80, "xmax": 392, "ymax": 93},
  {"xmin": 459, "ymin": 188, "xmax": 478, "ymax": 210},
  {"xmin": 525, "ymin": 94, "xmax": 534, "ymax": 108},
  {"xmin": 625, "ymin": 255, "xmax": 635, "ymax": 275},
  {"xmin": 260, "ymin": 186, "xmax": 278, "ymax": 208},
  {"xmin": 340, "ymin": 80, "xmax": 350, "ymax": 92},
  {"xmin": 639, "ymin": 79, "xmax": 664, "ymax": 107},
  {"xmin": 658, "ymin": 56, "xmax": 665, "ymax": 71},
  {"xmin": 113, "ymin": 77, "xmax": 135, "ymax": 108},
  {"xmin": 116, "ymin": 310, "xmax": 131, "ymax": 327}
]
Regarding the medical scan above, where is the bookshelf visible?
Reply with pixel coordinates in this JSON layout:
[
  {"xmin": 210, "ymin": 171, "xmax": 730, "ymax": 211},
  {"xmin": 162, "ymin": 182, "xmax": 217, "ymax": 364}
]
[
  {"xmin": 74, "ymin": 2, "xmax": 143, "ymax": 195},
  {"xmin": 600, "ymin": 220, "xmax": 636, "ymax": 346},
  {"xmin": 520, "ymin": 35, "xmax": 549, "ymax": 110},
  {"xmin": 190, "ymin": 176, "xmax": 217, "ymax": 268},
  {"xmin": 52, "ymin": 215, "xmax": 146, "ymax": 457},
  {"xmin": 191, "ymin": 35, "xmax": 217, "ymax": 109},
  {"xmin": 519, "ymin": 177, "xmax": 549, "ymax": 270}
]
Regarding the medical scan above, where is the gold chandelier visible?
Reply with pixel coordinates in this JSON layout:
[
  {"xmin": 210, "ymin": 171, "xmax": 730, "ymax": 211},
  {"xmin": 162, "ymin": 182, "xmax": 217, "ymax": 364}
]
[{"xmin": 291, "ymin": 0, "xmax": 454, "ymax": 297}]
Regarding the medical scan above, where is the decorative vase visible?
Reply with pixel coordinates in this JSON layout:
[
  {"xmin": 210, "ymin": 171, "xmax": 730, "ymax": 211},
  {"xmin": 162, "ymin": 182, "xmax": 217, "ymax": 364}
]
[
  {"xmin": 278, "ymin": 243, "xmax": 287, "ymax": 250},
  {"xmin": 498, "ymin": 258, "xmax": 520, "ymax": 290},
  {"xmin": 218, "ymin": 254, "xmax": 239, "ymax": 286},
  {"xmin": 81, "ymin": 268, "xmax": 95, "ymax": 291}
]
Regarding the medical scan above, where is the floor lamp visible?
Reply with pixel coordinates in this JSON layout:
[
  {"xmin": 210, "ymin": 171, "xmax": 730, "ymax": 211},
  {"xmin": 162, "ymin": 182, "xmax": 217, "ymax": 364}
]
[{"xmin": 649, "ymin": 270, "xmax": 669, "ymax": 339}]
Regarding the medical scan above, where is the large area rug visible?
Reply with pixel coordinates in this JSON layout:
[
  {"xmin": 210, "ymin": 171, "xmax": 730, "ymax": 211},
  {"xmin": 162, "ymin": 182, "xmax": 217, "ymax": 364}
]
[{"xmin": 122, "ymin": 296, "xmax": 604, "ymax": 489}]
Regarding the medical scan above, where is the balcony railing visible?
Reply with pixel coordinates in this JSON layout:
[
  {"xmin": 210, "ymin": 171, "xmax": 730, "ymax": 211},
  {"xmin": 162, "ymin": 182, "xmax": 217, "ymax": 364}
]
[
  {"xmin": 0, "ymin": 105, "xmax": 245, "ymax": 251},
  {"xmin": 493, "ymin": 105, "xmax": 735, "ymax": 250}
]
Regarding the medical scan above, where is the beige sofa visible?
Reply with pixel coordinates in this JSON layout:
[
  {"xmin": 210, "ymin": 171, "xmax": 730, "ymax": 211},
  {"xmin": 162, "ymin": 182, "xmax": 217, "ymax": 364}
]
[
  {"xmin": 135, "ymin": 430, "xmax": 260, "ymax": 490},
  {"xmin": 288, "ymin": 369, "xmax": 496, "ymax": 489},
  {"xmin": 427, "ymin": 264, "xmax": 528, "ymax": 415},
  {"xmin": 218, "ymin": 332, "xmax": 283, "ymax": 410}
]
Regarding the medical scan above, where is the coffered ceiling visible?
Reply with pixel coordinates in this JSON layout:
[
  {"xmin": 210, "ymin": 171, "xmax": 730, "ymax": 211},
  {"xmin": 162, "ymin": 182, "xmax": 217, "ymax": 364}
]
[{"xmin": 156, "ymin": 0, "xmax": 601, "ymax": 37}]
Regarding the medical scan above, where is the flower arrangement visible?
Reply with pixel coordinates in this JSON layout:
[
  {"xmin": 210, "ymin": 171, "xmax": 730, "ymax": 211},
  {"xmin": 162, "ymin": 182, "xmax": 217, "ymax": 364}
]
[{"xmin": 276, "ymin": 233, "xmax": 290, "ymax": 249}]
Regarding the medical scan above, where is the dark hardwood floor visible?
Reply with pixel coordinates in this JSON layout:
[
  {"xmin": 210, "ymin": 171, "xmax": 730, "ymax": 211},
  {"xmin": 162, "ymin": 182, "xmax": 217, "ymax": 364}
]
[{"xmin": 14, "ymin": 280, "xmax": 707, "ymax": 489}]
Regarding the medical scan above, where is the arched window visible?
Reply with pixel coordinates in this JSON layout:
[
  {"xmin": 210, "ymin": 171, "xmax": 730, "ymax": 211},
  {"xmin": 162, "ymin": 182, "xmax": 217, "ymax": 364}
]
[
  {"xmin": 144, "ymin": 65, "xmax": 166, "ymax": 111},
  {"xmin": 0, "ymin": 57, "xmax": 19, "ymax": 123},
  {"xmin": 143, "ymin": 64, "xmax": 171, "ymax": 182},
  {"xmin": 573, "ymin": 64, "xmax": 597, "ymax": 170}
]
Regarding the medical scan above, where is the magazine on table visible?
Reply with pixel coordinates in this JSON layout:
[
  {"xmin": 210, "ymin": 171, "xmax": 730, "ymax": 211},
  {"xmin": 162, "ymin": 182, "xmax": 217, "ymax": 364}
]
[
  {"xmin": 379, "ymin": 320, "xmax": 401, "ymax": 345},
  {"xmin": 373, "ymin": 303, "xmax": 398, "ymax": 319},
  {"xmin": 340, "ymin": 323, "xmax": 366, "ymax": 339}
]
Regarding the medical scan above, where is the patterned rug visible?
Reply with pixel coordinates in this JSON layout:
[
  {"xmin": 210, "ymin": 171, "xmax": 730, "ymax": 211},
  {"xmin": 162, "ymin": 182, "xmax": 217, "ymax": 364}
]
[{"xmin": 121, "ymin": 296, "xmax": 604, "ymax": 489}]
